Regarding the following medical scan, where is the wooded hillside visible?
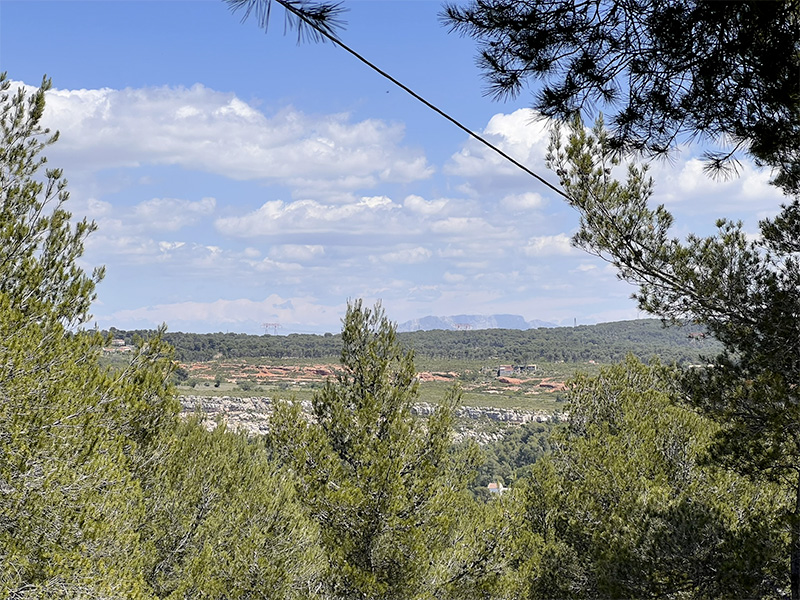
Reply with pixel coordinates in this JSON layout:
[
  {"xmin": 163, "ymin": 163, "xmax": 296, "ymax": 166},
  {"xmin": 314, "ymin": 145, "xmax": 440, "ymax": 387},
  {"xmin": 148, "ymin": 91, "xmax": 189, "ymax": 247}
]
[{"xmin": 110, "ymin": 319, "xmax": 721, "ymax": 364}]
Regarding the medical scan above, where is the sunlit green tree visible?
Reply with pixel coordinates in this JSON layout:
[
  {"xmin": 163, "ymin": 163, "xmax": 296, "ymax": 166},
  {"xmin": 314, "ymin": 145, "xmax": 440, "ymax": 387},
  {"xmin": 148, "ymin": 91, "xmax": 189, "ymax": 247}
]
[
  {"xmin": 0, "ymin": 74, "xmax": 176, "ymax": 598},
  {"xmin": 513, "ymin": 358, "xmax": 786, "ymax": 599},
  {"xmin": 269, "ymin": 300, "xmax": 507, "ymax": 599},
  {"xmin": 546, "ymin": 116, "xmax": 800, "ymax": 597},
  {"xmin": 140, "ymin": 418, "xmax": 324, "ymax": 599}
]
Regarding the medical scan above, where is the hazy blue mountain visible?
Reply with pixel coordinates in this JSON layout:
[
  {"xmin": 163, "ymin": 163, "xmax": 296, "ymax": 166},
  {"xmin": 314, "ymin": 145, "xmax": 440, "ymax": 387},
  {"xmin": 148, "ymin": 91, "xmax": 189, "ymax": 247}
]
[{"xmin": 397, "ymin": 314, "xmax": 558, "ymax": 332}]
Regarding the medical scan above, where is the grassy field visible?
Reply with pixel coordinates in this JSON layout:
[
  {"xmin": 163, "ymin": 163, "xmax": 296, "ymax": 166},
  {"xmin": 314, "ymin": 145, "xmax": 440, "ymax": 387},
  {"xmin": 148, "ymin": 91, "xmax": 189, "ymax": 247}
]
[{"xmin": 173, "ymin": 357, "xmax": 608, "ymax": 412}]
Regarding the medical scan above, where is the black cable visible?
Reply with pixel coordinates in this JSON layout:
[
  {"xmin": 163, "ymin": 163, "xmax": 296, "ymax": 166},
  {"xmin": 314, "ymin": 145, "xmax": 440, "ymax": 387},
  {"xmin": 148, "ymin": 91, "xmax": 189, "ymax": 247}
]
[{"xmin": 277, "ymin": 0, "xmax": 572, "ymax": 201}]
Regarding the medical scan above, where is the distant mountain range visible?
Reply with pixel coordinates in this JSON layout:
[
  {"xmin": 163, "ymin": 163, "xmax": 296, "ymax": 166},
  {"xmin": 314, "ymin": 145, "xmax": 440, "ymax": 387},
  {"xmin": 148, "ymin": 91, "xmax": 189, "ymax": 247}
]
[{"xmin": 397, "ymin": 314, "xmax": 558, "ymax": 332}]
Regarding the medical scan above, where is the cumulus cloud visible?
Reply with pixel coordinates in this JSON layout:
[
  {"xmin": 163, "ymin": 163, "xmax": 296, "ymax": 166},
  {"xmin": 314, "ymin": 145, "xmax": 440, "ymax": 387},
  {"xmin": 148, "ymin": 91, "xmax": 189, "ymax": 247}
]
[
  {"xmin": 32, "ymin": 78, "xmax": 761, "ymax": 332},
  {"xmin": 158, "ymin": 241, "xmax": 185, "ymax": 252},
  {"xmin": 269, "ymin": 244, "xmax": 325, "ymax": 262},
  {"xmin": 78, "ymin": 194, "xmax": 219, "ymax": 268},
  {"xmin": 81, "ymin": 198, "xmax": 113, "ymax": 217},
  {"xmin": 646, "ymin": 153, "xmax": 785, "ymax": 217},
  {"xmin": 523, "ymin": 233, "xmax": 575, "ymax": 256},
  {"xmin": 103, "ymin": 294, "xmax": 346, "ymax": 332},
  {"xmin": 245, "ymin": 256, "xmax": 305, "ymax": 273},
  {"xmin": 430, "ymin": 217, "xmax": 503, "ymax": 238},
  {"xmin": 215, "ymin": 195, "xmax": 401, "ymax": 237},
  {"xmin": 501, "ymin": 192, "xmax": 546, "ymax": 211},
  {"xmin": 86, "ymin": 234, "xmax": 158, "ymax": 258},
  {"xmin": 35, "ymin": 82, "xmax": 433, "ymax": 197},
  {"xmin": 445, "ymin": 109, "xmax": 556, "ymax": 196},
  {"xmin": 484, "ymin": 110, "xmax": 551, "ymax": 147},
  {"xmin": 403, "ymin": 194, "xmax": 449, "ymax": 215},
  {"xmin": 375, "ymin": 246, "xmax": 432, "ymax": 264},
  {"xmin": 133, "ymin": 196, "xmax": 216, "ymax": 231}
]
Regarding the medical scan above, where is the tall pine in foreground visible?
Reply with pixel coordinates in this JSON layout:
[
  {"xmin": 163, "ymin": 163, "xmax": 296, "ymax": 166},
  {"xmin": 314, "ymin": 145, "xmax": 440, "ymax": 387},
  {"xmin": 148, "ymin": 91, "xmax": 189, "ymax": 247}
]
[
  {"xmin": 0, "ymin": 75, "xmax": 323, "ymax": 599},
  {"xmin": 546, "ymin": 116, "xmax": 800, "ymax": 598},
  {"xmin": 269, "ymin": 300, "xmax": 510, "ymax": 600},
  {"xmin": 0, "ymin": 74, "xmax": 176, "ymax": 597},
  {"xmin": 512, "ymin": 358, "xmax": 786, "ymax": 599}
]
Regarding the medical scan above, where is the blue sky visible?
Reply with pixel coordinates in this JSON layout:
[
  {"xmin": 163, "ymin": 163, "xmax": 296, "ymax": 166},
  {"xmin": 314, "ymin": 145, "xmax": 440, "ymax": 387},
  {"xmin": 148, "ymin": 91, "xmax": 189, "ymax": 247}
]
[{"xmin": 0, "ymin": 0, "xmax": 787, "ymax": 334}]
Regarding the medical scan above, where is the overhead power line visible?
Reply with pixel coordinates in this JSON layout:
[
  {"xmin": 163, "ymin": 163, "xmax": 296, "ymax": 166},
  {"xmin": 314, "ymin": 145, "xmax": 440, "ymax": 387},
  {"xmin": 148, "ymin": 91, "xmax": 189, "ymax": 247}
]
[{"xmin": 239, "ymin": 0, "xmax": 571, "ymax": 202}]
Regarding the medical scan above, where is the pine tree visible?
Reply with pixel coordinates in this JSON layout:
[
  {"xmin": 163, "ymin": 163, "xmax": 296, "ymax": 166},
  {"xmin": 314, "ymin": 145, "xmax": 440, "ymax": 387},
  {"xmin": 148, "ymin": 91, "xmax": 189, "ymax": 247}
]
[
  {"xmin": 444, "ymin": 0, "xmax": 800, "ymax": 194},
  {"xmin": 546, "ymin": 116, "xmax": 800, "ymax": 598},
  {"xmin": 514, "ymin": 358, "xmax": 785, "ymax": 599},
  {"xmin": 269, "ymin": 300, "xmax": 503, "ymax": 600},
  {"xmin": 139, "ymin": 418, "xmax": 324, "ymax": 599},
  {"xmin": 0, "ymin": 74, "xmax": 175, "ymax": 598}
]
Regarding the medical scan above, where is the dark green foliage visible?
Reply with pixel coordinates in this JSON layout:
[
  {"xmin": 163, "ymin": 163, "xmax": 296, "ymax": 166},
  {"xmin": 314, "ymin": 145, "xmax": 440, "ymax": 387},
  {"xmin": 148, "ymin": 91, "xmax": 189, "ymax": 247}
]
[
  {"xmin": 401, "ymin": 319, "xmax": 719, "ymax": 363},
  {"xmin": 548, "ymin": 116, "xmax": 800, "ymax": 479},
  {"xmin": 473, "ymin": 421, "xmax": 557, "ymax": 495},
  {"xmin": 112, "ymin": 328, "xmax": 342, "ymax": 361},
  {"xmin": 268, "ymin": 301, "xmax": 506, "ymax": 599},
  {"xmin": 0, "ymin": 74, "xmax": 176, "ymax": 598},
  {"xmin": 546, "ymin": 115, "xmax": 800, "ymax": 596},
  {"xmin": 171, "ymin": 365, "xmax": 189, "ymax": 383},
  {"xmin": 117, "ymin": 319, "xmax": 721, "ymax": 364},
  {"xmin": 0, "ymin": 322, "xmax": 176, "ymax": 598},
  {"xmin": 225, "ymin": 0, "xmax": 347, "ymax": 44},
  {"xmin": 513, "ymin": 358, "xmax": 787, "ymax": 599},
  {"xmin": 140, "ymin": 418, "xmax": 323, "ymax": 599},
  {"xmin": 444, "ymin": 0, "xmax": 800, "ymax": 194}
]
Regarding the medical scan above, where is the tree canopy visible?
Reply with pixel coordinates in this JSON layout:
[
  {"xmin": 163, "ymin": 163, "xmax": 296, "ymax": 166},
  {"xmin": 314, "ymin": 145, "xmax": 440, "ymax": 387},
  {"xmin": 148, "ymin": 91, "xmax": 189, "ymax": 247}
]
[
  {"xmin": 546, "ymin": 113, "xmax": 800, "ymax": 598},
  {"xmin": 116, "ymin": 319, "xmax": 721, "ymax": 364},
  {"xmin": 0, "ymin": 74, "xmax": 325, "ymax": 599},
  {"xmin": 444, "ymin": 0, "xmax": 800, "ymax": 194},
  {"xmin": 514, "ymin": 358, "xmax": 787, "ymax": 599},
  {"xmin": 268, "ymin": 301, "xmax": 507, "ymax": 599}
]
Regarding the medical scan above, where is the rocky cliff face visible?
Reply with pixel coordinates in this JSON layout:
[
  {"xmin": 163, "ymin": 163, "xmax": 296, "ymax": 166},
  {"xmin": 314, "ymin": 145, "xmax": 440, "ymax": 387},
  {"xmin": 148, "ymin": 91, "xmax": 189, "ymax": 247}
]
[{"xmin": 179, "ymin": 395, "xmax": 559, "ymax": 443}]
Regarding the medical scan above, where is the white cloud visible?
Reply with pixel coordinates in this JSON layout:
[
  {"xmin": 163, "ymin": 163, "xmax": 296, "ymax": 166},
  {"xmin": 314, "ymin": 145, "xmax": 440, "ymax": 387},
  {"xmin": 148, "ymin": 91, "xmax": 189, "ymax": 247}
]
[
  {"xmin": 649, "ymin": 154, "xmax": 785, "ymax": 216},
  {"xmin": 523, "ymin": 233, "xmax": 575, "ymax": 257},
  {"xmin": 85, "ymin": 228, "xmax": 157, "ymax": 257},
  {"xmin": 245, "ymin": 256, "xmax": 304, "ymax": 273},
  {"xmin": 376, "ymin": 246, "xmax": 432, "ymax": 264},
  {"xmin": 484, "ymin": 110, "xmax": 551, "ymax": 146},
  {"xmin": 437, "ymin": 247, "xmax": 465, "ymax": 258},
  {"xmin": 38, "ymin": 83, "xmax": 433, "ymax": 197},
  {"xmin": 501, "ymin": 192, "xmax": 546, "ymax": 211},
  {"xmin": 133, "ymin": 196, "xmax": 216, "ymax": 231},
  {"xmin": 103, "ymin": 294, "xmax": 346, "ymax": 332},
  {"xmin": 403, "ymin": 194, "xmax": 449, "ymax": 215},
  {"xmin": 158, "ymin": 241, "xmax": 185, "ymax": 252},
  {"xmin": 360, "ymin": 195, "xmax": 395, "ymax": 209},
  {"xmin": 445, "ymin": 109, "xmax": 557, "ymax": 197},
  {"xmin": 269, "ymin": 244, "xmax": 325, "ymax": 262},
  {"xmin": 430, "ymin": 217, "xmax": 500, "ymax": 237},
  {"xmin": 79, "ymin": 194, "xmax": 218, "ymax": 267},
  {"xmin": 215, "ymin": 195, "xmax": 401, "ymax": 237},
  {"xmin": 83, "ymin": 198, "xmax": 113, "ymax": 217}
]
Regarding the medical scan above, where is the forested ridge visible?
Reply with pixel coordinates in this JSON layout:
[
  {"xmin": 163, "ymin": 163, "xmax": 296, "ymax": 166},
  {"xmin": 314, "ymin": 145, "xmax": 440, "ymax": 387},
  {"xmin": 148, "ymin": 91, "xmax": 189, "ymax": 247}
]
[{"xmin": 111, "ymin": 319, "xmax": 721, "ymax": 364}]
